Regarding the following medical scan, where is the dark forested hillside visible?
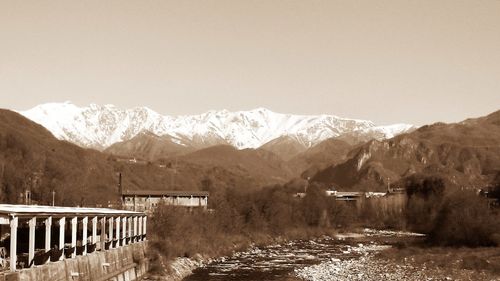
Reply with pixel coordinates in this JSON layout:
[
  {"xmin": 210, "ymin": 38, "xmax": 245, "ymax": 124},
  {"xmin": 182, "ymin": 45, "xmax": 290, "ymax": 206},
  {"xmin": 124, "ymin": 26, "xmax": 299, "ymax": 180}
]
[
  {"xmin": 0, "ymin": 110, "xmax": 295, "ymax": 206},
  {"xmin": 312, "ymin": 110, "xmax": 500, "ymax": 191},
  {"xmin": 0, "ymin": 109, "xmax": 120, "ymax": 205}
]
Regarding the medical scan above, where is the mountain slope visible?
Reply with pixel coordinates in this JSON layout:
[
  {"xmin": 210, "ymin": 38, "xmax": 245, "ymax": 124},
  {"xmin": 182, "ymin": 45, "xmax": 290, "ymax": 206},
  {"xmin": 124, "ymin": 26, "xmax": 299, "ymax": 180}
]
[
  {"xmin": 260, "ymin": 136, "xmax": 308, "ymax": 161},
  {"xmin": 105, "ymin": 131, "xmax": 194, "ymax": 160},
  {"xmin": 20, "ymin": 102, "xmax": 415, "ymax": 150},
  {"xmin": 334, "ymin": 124, "xmax": 416, "ymax": 145},
  {"xmin": 288, "ymin": 138, "xmax": 355, "ymax": 177},
  {"xmin": 173, "ymin": 145, "xmax": 294, "ymax": 185},
  {"xmin": 311, "ymin": 110, "xmax": 500, "ymax": 191}
]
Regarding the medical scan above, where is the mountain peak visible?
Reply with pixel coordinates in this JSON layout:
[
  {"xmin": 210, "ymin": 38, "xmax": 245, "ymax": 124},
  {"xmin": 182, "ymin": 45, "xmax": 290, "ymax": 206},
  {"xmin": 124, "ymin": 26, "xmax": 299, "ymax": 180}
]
[
  {"xmin": 19, "ymin": 102, "xmax": 414, "ymax": 150},
  {"xmin": 248, "ymin": 107, "xmax": 273, "ymax": 113}
]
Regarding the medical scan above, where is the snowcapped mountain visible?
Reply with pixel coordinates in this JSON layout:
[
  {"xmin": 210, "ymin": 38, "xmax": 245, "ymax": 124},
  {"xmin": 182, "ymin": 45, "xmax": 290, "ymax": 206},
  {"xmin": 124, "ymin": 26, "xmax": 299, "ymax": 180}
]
[{"xmin": 19, "ymin": 102, "xmax": 415, "ymax": 150}]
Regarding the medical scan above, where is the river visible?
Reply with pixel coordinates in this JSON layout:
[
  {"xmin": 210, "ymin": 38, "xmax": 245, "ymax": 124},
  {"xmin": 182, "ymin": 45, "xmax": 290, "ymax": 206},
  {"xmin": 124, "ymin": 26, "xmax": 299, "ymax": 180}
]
[{"xmin": 183, "ymin": 229, "xmax": 422, "ymax": 281}]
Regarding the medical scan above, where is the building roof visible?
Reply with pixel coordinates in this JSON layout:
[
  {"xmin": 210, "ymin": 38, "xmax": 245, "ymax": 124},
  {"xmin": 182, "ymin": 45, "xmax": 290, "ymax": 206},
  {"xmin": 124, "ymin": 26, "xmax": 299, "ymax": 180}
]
[
  {"xmin": 335, "ymin": 191, "xmax": 364, "ymax": 197},
  {"xmin": 0, "ymin": 204, "xmax": 142, "ymax": 220},
  {"xmin": 121, "ymin": 190, "xmax": 209, "ymax": 197}
]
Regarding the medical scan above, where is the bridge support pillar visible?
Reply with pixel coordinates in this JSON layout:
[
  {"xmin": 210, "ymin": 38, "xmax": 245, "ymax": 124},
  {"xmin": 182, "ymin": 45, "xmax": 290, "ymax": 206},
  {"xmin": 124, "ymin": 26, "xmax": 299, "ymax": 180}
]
[
  {"xmin": 45, "ymin": 217, "xmax": 52, "ymax": 259},
  {"xmin": 71, "ymin": 217, "xmax": 77, "ymax": 258},
  {"xmin": 92, "ymin": 216, "xmax": 97, "ymax": 245},
  {"xmin": 28, "ymin": 217, "xmax": 36, "ymax": 267},
  {"xmin": 138, "ymin": 216, "xmax": 142, "ymax": 241},
  {"xmin": 10, "ymin": 216, "xmax": 18, "ymax": 272},
  {"xmin": 100, "ymin": 217, "xmax": 106, "ymax": 250},
  {"xmin": 82, "ymin": 216, "xmax": 88, "ymax": 255},
  {"xmin": 58, "ymin": 217, "xmax": 65, "ymax": 261},
  {"xmin": 133, "ymin": 216, "xmax": 137, "ymax": 242},
  {"xmin": 115, "ymin": 216, "xmax": 121, "ymax": 247},
  {"xmin": 130, "ymin": 216, "xmax": 133, "ymax": 243},
  {"xmin": 143, "ymin": 216, "xmax": 147, "ymax": 240},
  {"xmin": 108, "ymin": 217, "xmax": 114, "ymax": 248},
  {"xmin": 122, "ymin": 216, "xmax": 127, "ymax": 245}
]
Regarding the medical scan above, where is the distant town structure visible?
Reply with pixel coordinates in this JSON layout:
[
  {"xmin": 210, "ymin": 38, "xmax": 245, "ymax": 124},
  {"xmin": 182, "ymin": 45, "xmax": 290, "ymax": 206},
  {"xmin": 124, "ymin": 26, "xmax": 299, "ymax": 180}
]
[
  {"xmin": 295, "ymin": 186, "xmax": 407, "ymax": 211},
  {"xmin": 121, "ymin": 190, "xmax": 209, "ymax": 212},
  {"xmin": 295, "ymin": 190, "xmax": 384, "ymax": 200}
]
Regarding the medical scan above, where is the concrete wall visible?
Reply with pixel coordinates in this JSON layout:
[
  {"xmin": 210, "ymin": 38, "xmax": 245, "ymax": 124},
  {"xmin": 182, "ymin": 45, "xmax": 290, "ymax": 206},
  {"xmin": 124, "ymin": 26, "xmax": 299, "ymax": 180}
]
[
  {"xmin": 359, "ymin": 193, "xmax": 407, "ymax": 221},
  {"xmin": 0, "ymin": 242, "xmax": 149, "ymax": 281}
]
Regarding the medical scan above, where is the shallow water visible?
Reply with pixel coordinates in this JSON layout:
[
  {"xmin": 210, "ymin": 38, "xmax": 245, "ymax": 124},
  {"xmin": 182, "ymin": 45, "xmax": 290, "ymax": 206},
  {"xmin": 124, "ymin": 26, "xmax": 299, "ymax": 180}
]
[{"xmin": 183, "ymin": 235, "xmax": 385, "ymax": 281}]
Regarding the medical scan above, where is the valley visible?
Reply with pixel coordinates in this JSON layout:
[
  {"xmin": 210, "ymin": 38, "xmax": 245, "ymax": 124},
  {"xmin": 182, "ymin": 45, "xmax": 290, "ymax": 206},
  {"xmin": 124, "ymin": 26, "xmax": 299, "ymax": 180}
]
[
  {"xmin": 3, "ymin": 105, "xmax": 500, "ymax": 205},
  {"xmin": 0, "ymin": 106, "xmax": 499, "ymax": 281}
]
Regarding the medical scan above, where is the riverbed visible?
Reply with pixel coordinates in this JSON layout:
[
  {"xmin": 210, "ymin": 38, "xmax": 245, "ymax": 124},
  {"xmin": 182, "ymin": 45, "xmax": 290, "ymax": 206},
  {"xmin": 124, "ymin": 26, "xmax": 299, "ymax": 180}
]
[{"xmin": 182, "ymin": 229, "xmax": 424, "ymax": 281}]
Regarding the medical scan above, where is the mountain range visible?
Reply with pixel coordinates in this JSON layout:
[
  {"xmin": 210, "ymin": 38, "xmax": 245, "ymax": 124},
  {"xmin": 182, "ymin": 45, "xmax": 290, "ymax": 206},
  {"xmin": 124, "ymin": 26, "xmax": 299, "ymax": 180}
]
[
  {"xmin": 1, "ymin": 104, "xmax": 499, "ymax": 206},
  {"xmin": 20, "ymin": 102, "xmax": 415, "ymax": 151}
]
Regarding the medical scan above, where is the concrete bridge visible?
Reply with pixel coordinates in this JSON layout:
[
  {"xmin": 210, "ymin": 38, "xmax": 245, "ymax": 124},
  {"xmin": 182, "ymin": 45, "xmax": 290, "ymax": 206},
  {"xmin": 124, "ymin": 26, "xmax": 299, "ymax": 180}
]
[{"xmin": 0, "ymin": 204, "xmax": 149, "ymax": 281}]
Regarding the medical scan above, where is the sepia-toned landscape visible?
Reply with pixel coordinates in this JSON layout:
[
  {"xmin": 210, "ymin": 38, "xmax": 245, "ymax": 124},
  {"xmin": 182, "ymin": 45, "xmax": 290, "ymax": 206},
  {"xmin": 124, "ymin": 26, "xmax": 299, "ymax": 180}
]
[{"xmin": 1, "ymin": 1, "xmax": 499, "ymax": 280}]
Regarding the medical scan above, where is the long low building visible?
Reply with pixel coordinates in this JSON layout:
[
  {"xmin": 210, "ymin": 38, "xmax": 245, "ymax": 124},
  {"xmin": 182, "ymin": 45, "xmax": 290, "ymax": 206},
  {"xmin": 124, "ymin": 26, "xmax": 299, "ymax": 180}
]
[
  {"xmin": 121, "ymin": 190, "xmax": 209, "ymax": 212},
  {"xmin": 294, "ymin": 190, "xmax": 364, "ymax": 200},
  {"xmin": 0, "ymin": 204, "xmax": 147, "ymax": 272}
]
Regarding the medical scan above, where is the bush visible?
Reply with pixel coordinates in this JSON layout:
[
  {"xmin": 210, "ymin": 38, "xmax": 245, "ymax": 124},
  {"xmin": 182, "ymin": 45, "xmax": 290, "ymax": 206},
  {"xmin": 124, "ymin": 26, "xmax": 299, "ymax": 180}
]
[
  {"xmin": 405, "ymin": 175, "xmax": 446, "ymax": 233},
  {"xmin": 301, "ymin": 184, "xmax": 329, "ymax": 227},
  {"xmin": 489, "ymin": 183, "xmax": 500, "ymax": 203},
  {"xmin": 406, "ymin": 175, "xmax": 445, "ymax": 200},
  {"xmin": 428, "ymin": 191, "xmax": 500, "ymax": 247}
]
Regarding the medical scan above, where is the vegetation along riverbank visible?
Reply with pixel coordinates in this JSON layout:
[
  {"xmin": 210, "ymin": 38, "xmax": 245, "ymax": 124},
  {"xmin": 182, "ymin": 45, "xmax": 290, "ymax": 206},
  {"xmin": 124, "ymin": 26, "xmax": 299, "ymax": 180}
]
[{"xmin": 147, "ymin": 175, "xmax": 500, "ymax": 279}]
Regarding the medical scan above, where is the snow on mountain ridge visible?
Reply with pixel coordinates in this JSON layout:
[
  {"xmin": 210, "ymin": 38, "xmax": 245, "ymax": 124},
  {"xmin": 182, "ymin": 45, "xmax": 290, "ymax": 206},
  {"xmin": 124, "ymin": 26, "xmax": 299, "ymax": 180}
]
[{"xmin": 19, "ymin": 102, "xmax": 415, "ymax": 150}]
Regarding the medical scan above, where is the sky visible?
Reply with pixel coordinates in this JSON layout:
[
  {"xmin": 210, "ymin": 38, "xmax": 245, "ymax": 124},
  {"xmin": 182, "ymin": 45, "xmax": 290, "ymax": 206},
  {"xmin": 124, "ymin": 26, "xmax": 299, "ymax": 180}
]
[{"xmin": 1, "ymin": 0, "xmax": 499, "ymax": 126}]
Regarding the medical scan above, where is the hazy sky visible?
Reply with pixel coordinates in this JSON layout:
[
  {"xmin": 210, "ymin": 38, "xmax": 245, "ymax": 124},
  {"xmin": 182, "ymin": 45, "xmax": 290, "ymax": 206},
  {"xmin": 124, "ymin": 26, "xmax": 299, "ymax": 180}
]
[{"xmin": 1, "ymin": 0, "xmax": 499, "ymax": 125}]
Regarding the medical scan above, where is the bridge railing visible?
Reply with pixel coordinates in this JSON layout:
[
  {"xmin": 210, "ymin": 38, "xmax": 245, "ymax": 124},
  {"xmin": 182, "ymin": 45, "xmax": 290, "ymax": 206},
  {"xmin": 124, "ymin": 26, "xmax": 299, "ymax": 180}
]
[{"xmin": 0, "ymin": 204, "xmax": 147, "ymax": 272}]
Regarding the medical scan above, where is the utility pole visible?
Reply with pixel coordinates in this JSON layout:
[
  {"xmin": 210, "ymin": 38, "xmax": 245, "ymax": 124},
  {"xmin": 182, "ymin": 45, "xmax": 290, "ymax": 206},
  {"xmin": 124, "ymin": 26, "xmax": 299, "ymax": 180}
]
[
  {"xmin": 25, "ymin": 190, "xmax": 31, "ymax": 205},
  {"xmin": 52, "ymin": 190, "xmax": 55, "ymax": 206},
  {"xmin": 118, "ymin": 172, "xmax": 123, "ymax": 208},
  {"xmin": 171, "ymin": 157, "xmax": 178, "ymax": 189},
  {"xmin": 25, "ymin": 174, "xmax": 32, "ymax": 205},
  {"xmin": 118, "ymin": 173, "xmax": 122, "ymax": 194}
]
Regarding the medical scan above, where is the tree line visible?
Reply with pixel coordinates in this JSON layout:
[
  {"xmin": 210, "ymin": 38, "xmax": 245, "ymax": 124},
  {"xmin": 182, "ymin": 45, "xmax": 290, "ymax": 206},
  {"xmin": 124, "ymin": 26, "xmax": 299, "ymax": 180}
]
[{"xmin": 149, "ymin": 174, "xmax": 500, "ymax": 266}]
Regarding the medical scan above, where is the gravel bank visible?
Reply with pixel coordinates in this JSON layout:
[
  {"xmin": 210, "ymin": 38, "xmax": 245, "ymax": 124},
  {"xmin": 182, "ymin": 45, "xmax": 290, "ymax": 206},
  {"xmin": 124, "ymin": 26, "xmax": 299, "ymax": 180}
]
[{"xmin": 295, "ymin": 245, "xmax": 499, "ymax": 281}]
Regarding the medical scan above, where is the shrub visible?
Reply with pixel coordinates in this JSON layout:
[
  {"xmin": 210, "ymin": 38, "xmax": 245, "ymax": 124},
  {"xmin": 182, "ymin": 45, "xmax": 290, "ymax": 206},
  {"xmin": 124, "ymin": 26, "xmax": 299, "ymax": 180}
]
[
  {"xmin": 406, "ymin": 175, "xmax": 445, "ymax": 200},
  {"xmin": 328, "ymin": 198, "xmax": 357, "ymax": 228},
  {"xmin": 428, "ymin": 191, "xmax": 500, "ymax": 247},
  {"xmin": 405, "ymin": 175, "xmax": 446, "ymax": 233},
  {"xmin": 301, "ymin": 184, "xmax": 329, "ymax": 226},
  {"xmin": 489, "ymin": 183, "xmax": 500, "ymax": 203}
]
